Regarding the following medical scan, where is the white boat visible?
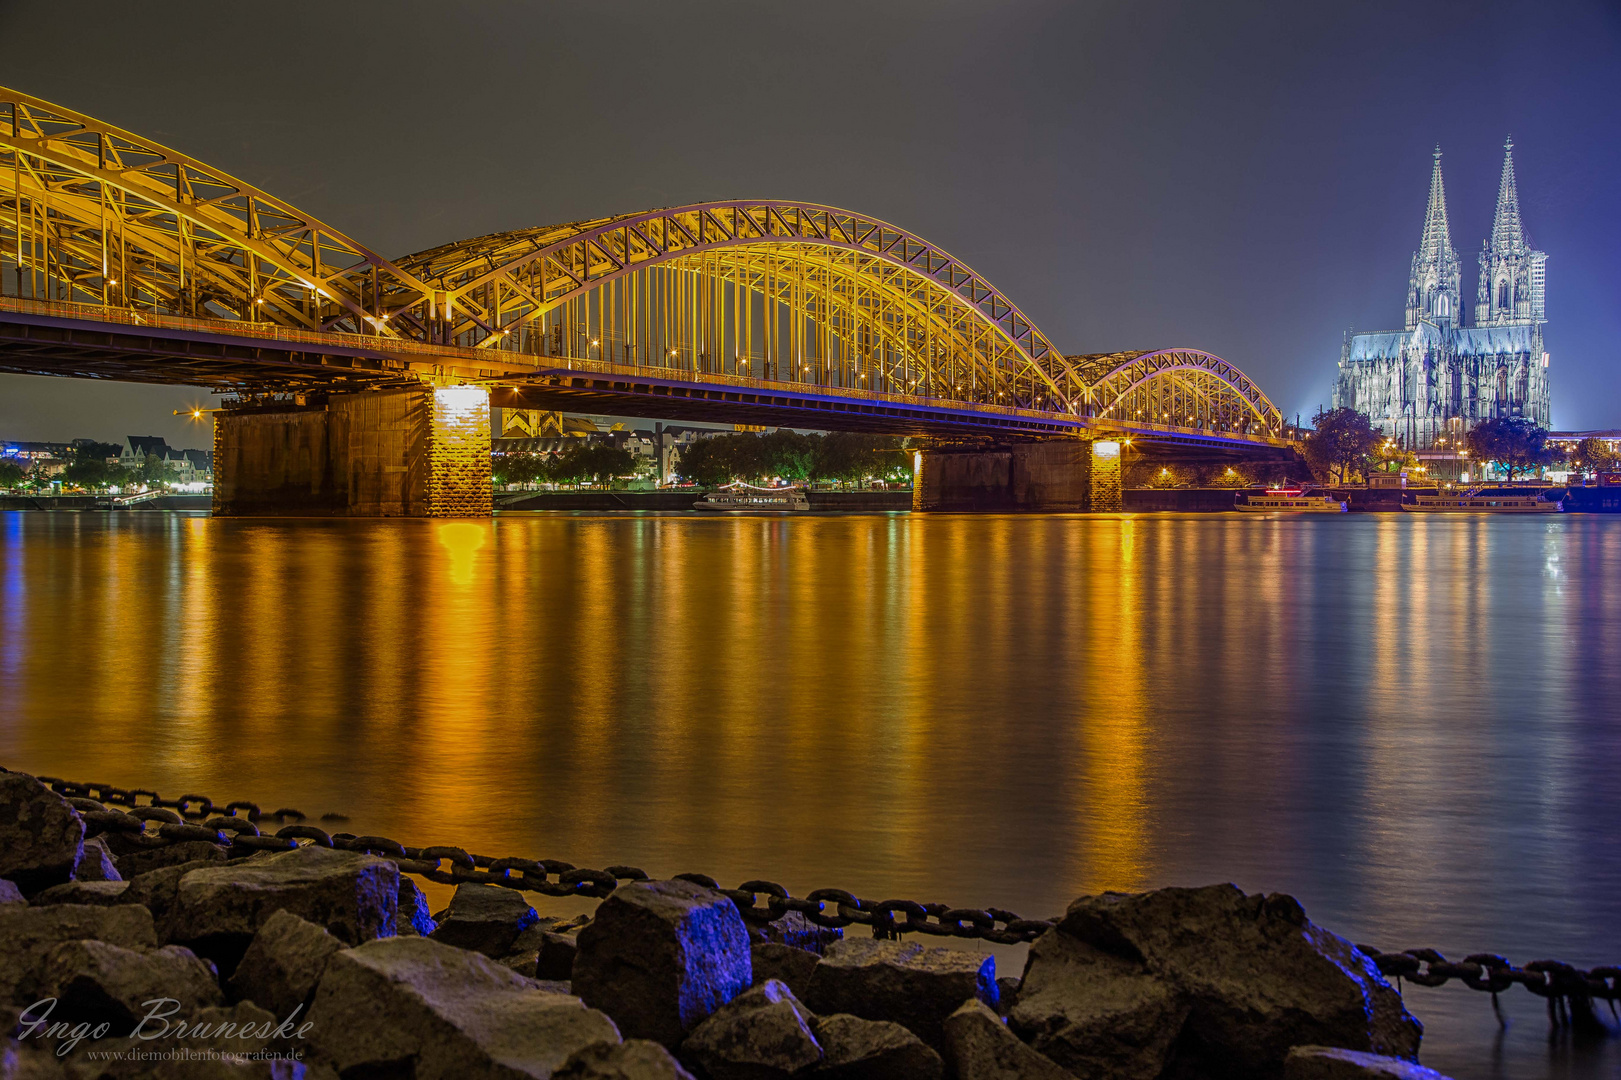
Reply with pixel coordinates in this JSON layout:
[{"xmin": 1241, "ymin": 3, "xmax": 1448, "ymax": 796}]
[
  {"xmin": 1236, "ymin": 490, "xmax": 1348, "ymax": 513},
  {"xmin": 694, "ymin": 485, "xmax": 809, "ymax": 511},
  {"xmin": 1401, "ymin": 488, "xmax": 1562, "ymax": 513}
]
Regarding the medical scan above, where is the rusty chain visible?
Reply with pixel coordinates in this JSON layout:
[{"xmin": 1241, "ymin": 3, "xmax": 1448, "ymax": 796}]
[{"xmin": 20, "ymin": 771, "xmax": 1621, "ymax": 1029}]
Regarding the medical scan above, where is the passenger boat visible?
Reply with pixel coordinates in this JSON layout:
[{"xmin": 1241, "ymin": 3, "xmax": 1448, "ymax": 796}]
[
  {"xmin": 1235, "ymin": 490, "xmax": 1348, "ymax": 513},
  {"xmin": 1400, "ymin": 488, "xmax": 1562, "ymax": 513},
  {"xmin": 694, "ymin": 485, "xmax": 810, "ymax": 511}
]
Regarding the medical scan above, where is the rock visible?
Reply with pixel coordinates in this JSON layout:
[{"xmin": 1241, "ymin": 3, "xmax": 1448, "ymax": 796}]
[
  {"xmin": 75, "ymin": 837, "xmax": 122, "ymax": 883},
  {"xmin": 228, "ymin": 909, "xmax": 344, "ymax": 1019},
  {"xmin": 0, "ymin": 903, "xmax": 157, "ymax": 1004},
  {"xmin": 942, "ymin": 998, "xmax": 1070, "ymax": 1080},
  {"xmin": 50, "ymin": 1001, "xmax": 305, "ymax": 1080},
  {"xmin": 508, "ymin": 926, "xmax": 580, "ymax": 982},
  {"xmin": 168, "ymin": 845, "xmax": 398, "ymax": 972},
  {"xmin": 122, "ymin": 859, "xmax": 223, "ymax": 935},
  {"xmin": 811, "ymin": 1013, "xmax": 943, "ymax": 1080},
  {"xmin": 112, "ymin": 839, "xmax": 229, "ymax": 878},
  {"xmin": 751, "ymin": 943, "xmax": 819, "ymax": 998},
  {"xmin": 803, "ymin": 938, "xmax": 997, "ymax": 1049},
  {"xmin": 399, "ymin": 875, "xmax": 438, "ymax": 936},
  {"xmin": 573, "ymin": 879, "xmax": 753, "ymax": 1048},
  {"xmin": 1284, "ymin": 1046, "xmax": 1454, "ymax": 1080},
  {"xmin": 0, "ymin": 773, "xmax": 84, "ymax": 896},
  {"xmin": 428, "ymin": 883, "xmax": 541, "ymax": 957},
  {"xmin": 306, "ymin": 936, "xmax": 621, "ymax": 1078},
  {"xmin": 679, "ymin": 979, "xmax": 822, "ymax": 1080},
  {"xmin": 31, "ymin": 880, "xmax": 131, "ymax": 906},
  {"xmin": 750, "ymin": 911, "xmax": 843, "ymax": 954},
  {"xmin": 993, "ymin": 977, "xmax": 1019, "ymax": 1015},
  {"xmin": 38, "ymin": 939, "xmax": 223, "ymax": 1029},
  {"xmin": 0, "ymin": 1038, "xmax": 69, "ymax": 1079},
  {"xmin": 555, "ymin": 1040, "xmax": 697, "ymax": 1080},
  {"xmin": 1008, "ymin": 928, "xmax": 1187, "ymax": 1080},
  {"xmin": 1059, "ymin": 885, "xmax": 1422, "ymax": 1072},
  {"xmin": 0, "ymin": 879, "xmax": 23, "ymax": 906}
]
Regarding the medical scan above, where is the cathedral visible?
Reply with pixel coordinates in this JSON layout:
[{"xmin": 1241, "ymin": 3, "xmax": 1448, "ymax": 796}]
[{"xmin": 1333, "ymin": 140, "xmax": 1549, "ymax": 447}]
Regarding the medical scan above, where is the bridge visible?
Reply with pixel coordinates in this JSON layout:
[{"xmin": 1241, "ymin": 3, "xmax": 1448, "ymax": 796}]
[{"xmin": 0, "ymin": 86, "xmax": 1299, "ymax": 515}]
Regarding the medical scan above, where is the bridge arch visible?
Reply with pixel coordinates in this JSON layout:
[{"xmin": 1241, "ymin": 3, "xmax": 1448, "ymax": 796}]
[{"xmin": 1073, "ymin": 349, "xmax": 1286, "ymax": 436}]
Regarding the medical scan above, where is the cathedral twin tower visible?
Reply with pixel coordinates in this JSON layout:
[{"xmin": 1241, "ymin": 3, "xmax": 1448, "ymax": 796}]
[{"xmin": 1334, "ymin": 140, "xmax": 1549, "ymax": 446}]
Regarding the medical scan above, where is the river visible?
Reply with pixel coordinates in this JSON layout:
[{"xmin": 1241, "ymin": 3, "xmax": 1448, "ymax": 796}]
[{"xmin": 1, "ymin": 509, "xmax": 1617, "ymax": 1079}]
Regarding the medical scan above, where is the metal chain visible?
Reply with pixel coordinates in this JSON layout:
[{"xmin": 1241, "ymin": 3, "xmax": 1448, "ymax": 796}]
[{"xmin": 22, "ymin": 770, "xmax": 1621, "ymax": 1030}]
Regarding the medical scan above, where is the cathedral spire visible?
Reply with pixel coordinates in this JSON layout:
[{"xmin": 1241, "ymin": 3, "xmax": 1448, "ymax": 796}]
[
  {"xmin": 1407, "ymin": 146, "xmax": 1461, "ymax": 329},
  {"xmin": 1488, "ymin": 137, "xmax": 1525, "ymax": 255},
  {"xmin": 1418, "ymin": 146, "xmax": 1454, "ymax": 260}
]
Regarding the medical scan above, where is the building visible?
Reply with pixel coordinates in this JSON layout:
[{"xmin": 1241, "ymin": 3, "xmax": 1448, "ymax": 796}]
[
  {"xmin": 1333, "ymin": 140, "xmax": 1549, "ymax": 448},
  {"xmin": 119, "ymin": 436, "xmax": 213, "ymax": 484}
]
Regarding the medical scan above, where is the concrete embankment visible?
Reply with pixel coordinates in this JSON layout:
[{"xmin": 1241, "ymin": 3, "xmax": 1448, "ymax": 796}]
[
  {"xmin": 0, "ymin": 769, "xmax": 1442, "ymax": 1079},
  {"xmin": 498, "ymin": 490, "xmax": 914, "ymax": 511}
]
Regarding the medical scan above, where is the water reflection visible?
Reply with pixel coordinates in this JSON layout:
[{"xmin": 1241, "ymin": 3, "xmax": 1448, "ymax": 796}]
[{"xmin": 1, "ymin": 510, "xmax": 1619, "ymax": 1077}]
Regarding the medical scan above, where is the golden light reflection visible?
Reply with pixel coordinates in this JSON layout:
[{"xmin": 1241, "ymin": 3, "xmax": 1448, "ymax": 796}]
[{"xmin": 437, "ymin": 521, "xmax": 489, "ymax": 585}]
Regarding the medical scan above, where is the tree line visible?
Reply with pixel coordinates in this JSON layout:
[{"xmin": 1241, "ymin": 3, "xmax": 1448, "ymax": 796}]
[
  {"xmin": 1302, "ymin": 407, "xmax": 1600, "ymax": 483},
  {"xmin": 0, "ymin": 443, "xmax": 179, "ymax": 493},
  {"xmin": 674, "ymin": 431, "xmax": 909, "ymax": 486}
]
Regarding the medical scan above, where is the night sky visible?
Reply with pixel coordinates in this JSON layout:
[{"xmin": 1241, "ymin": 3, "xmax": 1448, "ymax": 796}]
[{"xmin": 2, "ymin": 0, "xmax": 1617, "ymax": 447}]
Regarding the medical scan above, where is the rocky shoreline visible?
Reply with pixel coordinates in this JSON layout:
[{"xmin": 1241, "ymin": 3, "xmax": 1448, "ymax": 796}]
[{"xmin": 1, "ymin": 770, "xmax": 1450, "ymax": 1079}]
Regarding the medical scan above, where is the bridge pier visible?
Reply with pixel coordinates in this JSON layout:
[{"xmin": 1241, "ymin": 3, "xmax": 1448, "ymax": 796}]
[
  {"xmin": 912, "ymin": 439, "xmax": 1122, "ymax": 512},
  {"xmin": 212, "ymin": 384, "xmax": 492, "ymax": 517}
]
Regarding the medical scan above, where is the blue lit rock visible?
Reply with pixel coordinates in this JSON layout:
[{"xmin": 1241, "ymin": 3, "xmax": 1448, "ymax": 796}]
[
  {"xmin": 1285, "ymin": 1046, "xmax": 1454, "ymax": 1080},
  {"xmin": 679, "ymin": 979, "xmax": 822, "ymax": 1080},
  {"xmin": 398, "ymin": 875, "xmax": 438, "ymax": 936},
  {"xmin": 572, "ymin": 879, "xmax": 753, "ymax": 1048},
  {"xmin": 803, "ymin": 938, "xmax": 997, "ymax": 1049},
  {"xmin": 429, "ymin": 882, "xmax": 541, "ymax": 956},
  {"xmin": 0, "ymin": 772, "xmax": 84, "ymax": 896},
  {"xmin": 229, "ymin": 908, "xmax": 344, "ymax": 1019},
  {"xmin": 942, "ymin": 998, "xmax": 1069, "ymax": 1080},
  {"xmin": 75, "ymin": 837, "xmax": 121, "ymax": 882},
  {"xmin": 0, "ymin": 879, "xmax": 23, "ymax": 906},
  {"xmin": 307, "ymin": 936, "xmax": 620, "ymax": 1079}
]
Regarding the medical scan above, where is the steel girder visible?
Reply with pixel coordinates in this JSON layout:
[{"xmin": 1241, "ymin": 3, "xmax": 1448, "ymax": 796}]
[{"xmin": 1077, "ymin": 349, "xmax": 1286, "ymax": 437}]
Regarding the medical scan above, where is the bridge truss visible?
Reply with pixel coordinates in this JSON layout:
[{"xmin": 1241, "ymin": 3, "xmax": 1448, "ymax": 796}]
[{"xmin": 0, "ymin": 85, "xmax": 1289, "ymax": 445}]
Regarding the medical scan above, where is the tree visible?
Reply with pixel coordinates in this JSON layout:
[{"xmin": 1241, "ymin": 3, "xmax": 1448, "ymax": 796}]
[
  {"xmin": 0, "ymin": 460, "xmax": 24, "ymax": 490},
  {"xmin": 1574, "ymin": 436, "xmax": 1621, "ymax": 475},
  {"xmin": 1465, "ymin": 417, "xmax": 1555, "ymax": 480},
  {"xmin": 550, "ymin": 442, "xmax": 636, "ymax": 486},
  {"xmin": 1371, "ymin": 437, "xmax": 1416, "ymax": 474},
  {"xmin": 759, "ymin": 430, "xmax": 816, "ymax": 481},
  {"xmin": 132, "ymin": 453, "xmax": 177, "ymax": 489},
  {"xmin": 492, "ymin": 453, "xmax": 546, "ymax": 486},
  {"xmin": 1302, "ymin": 407, "xmax": 1380, "ymax": 484},
  {"xmin": 810, "ymin": 432, "xmax": 906, "ymax": 484}
]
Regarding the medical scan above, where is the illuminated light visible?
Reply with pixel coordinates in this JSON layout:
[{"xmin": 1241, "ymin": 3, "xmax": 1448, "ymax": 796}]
[
  {"xmin": 255, "ymin": 298, "xmax": 265, "ymax": 304},
  {"xmin": 1093, "ymin": 441, "xmax": 1120, "ymax": 460},
  {"xmin": 107, "ymin": 279, "xmax": 117, "ymax": 285},
  {"xmin": 434, "ymin": 384, "xmax": 489, "ymax": 416}
]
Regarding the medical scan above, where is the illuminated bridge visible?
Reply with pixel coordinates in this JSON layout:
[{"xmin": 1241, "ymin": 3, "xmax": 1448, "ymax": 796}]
[{"xmin": 0, "ymin": 87, "xmax": 1299, "ymax": 515}]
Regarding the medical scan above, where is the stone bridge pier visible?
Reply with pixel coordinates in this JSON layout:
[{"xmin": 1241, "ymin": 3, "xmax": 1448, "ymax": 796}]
[
  {"xmin": 912, "ymin": 439, "xmax": 1123, "ymax": 512},
  {"xmin": 212, "ymin": 384, "xmax": 493, "ymax": 517}
]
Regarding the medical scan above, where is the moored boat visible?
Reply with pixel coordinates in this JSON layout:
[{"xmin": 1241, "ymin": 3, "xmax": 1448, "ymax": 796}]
[
  {"xmin": 1401, "ymin": 488, "xmax": 1562, "ymax": 513},
  {"xmin": 1235, "ymin": 490, "xmax": 1348, "ymax": 513},
  {"xmin": 694, "ymin": 484, "xmax": 810, "ymax": 511}
]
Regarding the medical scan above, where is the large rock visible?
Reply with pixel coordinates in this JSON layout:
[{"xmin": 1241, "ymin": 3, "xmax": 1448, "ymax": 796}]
[
  {"xmin": 811, "ymin": 1013, "xmax": 942, "ymax": 1080},
  {"xmin": 0, "ymin": 773, "xmax": 84, "ymax": 896},
  {"xmin": 573, "ymin": 879, "xmax": 752, "ymax": 1048},
  {"xmin": 75, "ymin": 837, "xmax": 122, "ymax": 883},
  {"xmin": 1285, "ymin": 1046, "xmax": 1454, "ymax": 1080},
  {"xmin": 31, "ymin": 880, "xmax": 131, "ymax": 906},
  {"xmin": 37, "ymin": 939, "xmax": 223, "ymax": 1029},
  {"xmin": 229, "ymin": 909, "xmax": 344, "ymax": 1019},
  {"xmin": 0, "ymin": 1038, "xmax": 69, "ymax": 1079},
  {"xmin": 555, "ymin": 1040, "xmax": 696, "ymax": 1080},
  {"xmin": 306, "ymin": 936, "xmax": 621, "ymax": 1079},
  {"xmin": 504, "ymin": 926, "xmax": 580, "ymax": 982},
  {"xmin": 0, "ymin": 879, "xmax": 24, "ymax": 906},
  {"xmin": 113, "ymin": 839, "xmax": 229, "ymax": 878},
  {"xmin": 168, "ymin": 845, "xmax": 398, "ymax": 971},
  {"xmin": 1059, "ymin": 885, "xmax": 1422, "ymax": 1072},
  {"xmin": 943, "ymin": 999, "xmax": 1070, "ymax": 1080},
  {"xmin": 1008, "ymin": 929, "xmax": 1188, "ymax": 1080},
  {"xmin": 751, "ymin": 943, "xmax": 819, "ymax": 998},
  {"xmin": 0, "ymin": 904, "xmax": 157, "ymax": 1005},
  {"xmin": 679, "ymin": 979, "xmax": 822, "ymax": 1080},
  {"xmin": 49, "ymin": 1000, "xmax": 305, "ymax": 1080},
  {"xmin": 751, "ymin": 911, "xmax": 843, "ymax": 954},
  {"xmin": 429, "ymin": 883, "xmax": 542, "ymax": 957},
  {"xmin": 399, "ymin": 876, "xmax": 438, "ymax": 937},
  {"xmin": 803, "ymin": 938, "xmax": 996, "ymax": 1049}
]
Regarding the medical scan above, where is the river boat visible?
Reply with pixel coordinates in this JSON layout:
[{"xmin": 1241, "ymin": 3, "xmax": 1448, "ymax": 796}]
[
  {"xmin": 1401, "ymin": 488, "xmax": 1562, "ymax": 513},
  {"xmin": 1235, "ymin": 490, "xmax": 1348, "ymax": 513},
  {"xmin": 694, "ymin": 485, "xmax": 809, "ymax": 512}
]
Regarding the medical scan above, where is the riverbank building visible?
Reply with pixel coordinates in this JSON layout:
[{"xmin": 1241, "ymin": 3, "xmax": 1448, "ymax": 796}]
[{"xmin": 1333, "ymin": 141, "xmax": 1549, "ymax": 447}]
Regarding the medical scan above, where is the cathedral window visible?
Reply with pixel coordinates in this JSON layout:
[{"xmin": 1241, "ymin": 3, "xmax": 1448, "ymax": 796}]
[{"xmin": 1498, "ymin": 281, "xmax": 1509, "ymax": 308}]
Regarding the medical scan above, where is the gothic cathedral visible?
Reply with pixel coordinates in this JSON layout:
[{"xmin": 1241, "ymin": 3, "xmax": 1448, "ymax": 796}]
[{"xmin": 1333, "ymin": 141, "xmax": 1549, "ymax": 446}]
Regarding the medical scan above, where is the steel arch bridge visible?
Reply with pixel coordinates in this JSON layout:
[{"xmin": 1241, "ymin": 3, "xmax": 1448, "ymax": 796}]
[{"xmin": 0, "ymin": 86, "xmax": 1290, "ymax": 446}]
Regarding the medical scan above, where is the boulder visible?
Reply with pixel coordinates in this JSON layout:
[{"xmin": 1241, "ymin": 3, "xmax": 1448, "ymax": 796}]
[
  {"xmin": 751, "ymin": 943, "xmax": 819, "ymax": 998},
  {"xmin": 679, "ymin": 979, "xmax": 822, "ymax": 1080},
  {"xmin": 1059, "ymin": 886, "xmax": 1422, "ymax": 1071},
  {"xmin": 0, "ymin": 879, "xmax": 23, "ymax": 906},
  {"xmin": 0, "ymin": 773, "xmax": 84, "ymax": 896},
  {"xmin": 168, "ymin": 845, "xmax": 398, "ymax": 972},
  {"xmin": 38, "ymin": 939, "xmax": 223, "ymax": 1029},
  {"xmin": 0, "ymin": 1038, "xmax": 69, "ymax": 1079},
  {"xmin": 112, "ymin": 839, "xmax": 229, "ymax": 878},
  {"xmin": 750, "ymin": 911, "xmax": 843, "ymax": 954},
  {"xmin": 572, "ymin": 879, "xmax": 753, "ymax": 1048},
  {"xmin": 122, "ymin": 859, "xmax": 223, "ymax": 935},
  {"xmin": 228, "ymin": 909, "xmax": 344, "ymax": 1019},
  {"xmin": 306, "ymin": 936, "xmax": 621, "ymax": 1079},
  {"xmin": 555, "ymin": 1040, "xmax": 697, "ymax": 1080},
  {"xmin": 1008, "ymin": 928, "xmax": 1187, "ymax": 1080},
  {"xmin": 509, "ymin": 927, "xmax": 580, "ymax": 982},
  {"xmin": 811, "ymin": 1013, "xmax": 943, "ymax": 1080},
  {"xmin": 31, "ymin": 880, "xmax": 130, "ymax": 906},
  {"xmin": 399, "ymin": 876, "xmax": 438, "ymax": 936},
  {"xmin": 803, "ymin": 939, "xmax": 997, "ymax": 1049},
  {"xmin": 1285, "ymin": 1046, "xmax": 1454, "ymax": 1080},
  {"xmin": 942, "ymin": 999, "xmax": 1070, "ymax": 1080},
  {"xmin": 50, "ymin": 1000, "xmax": 304, "ymax": 1080},
  {"xmin": 0, "ymin": 904, "xmax": 157, "ymax": 1005},
  {"xmin": 429, "ymin": 883, "xmax": 541, "ymax": 957},
  {"xmin": 75, "ymin": 837, "xmax": 122, "ymax": 883}
]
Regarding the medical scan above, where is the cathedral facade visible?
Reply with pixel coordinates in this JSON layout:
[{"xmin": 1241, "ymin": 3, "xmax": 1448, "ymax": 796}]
[{"xmin": 1333, "ymin": 141, "xmax": 1549, "ymax": 447}]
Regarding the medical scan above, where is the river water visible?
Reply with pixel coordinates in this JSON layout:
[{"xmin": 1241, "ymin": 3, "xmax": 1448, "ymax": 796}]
[{"xmin": 1, "ymin": 509, "xmax": 1617, "ymax": 1078}]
